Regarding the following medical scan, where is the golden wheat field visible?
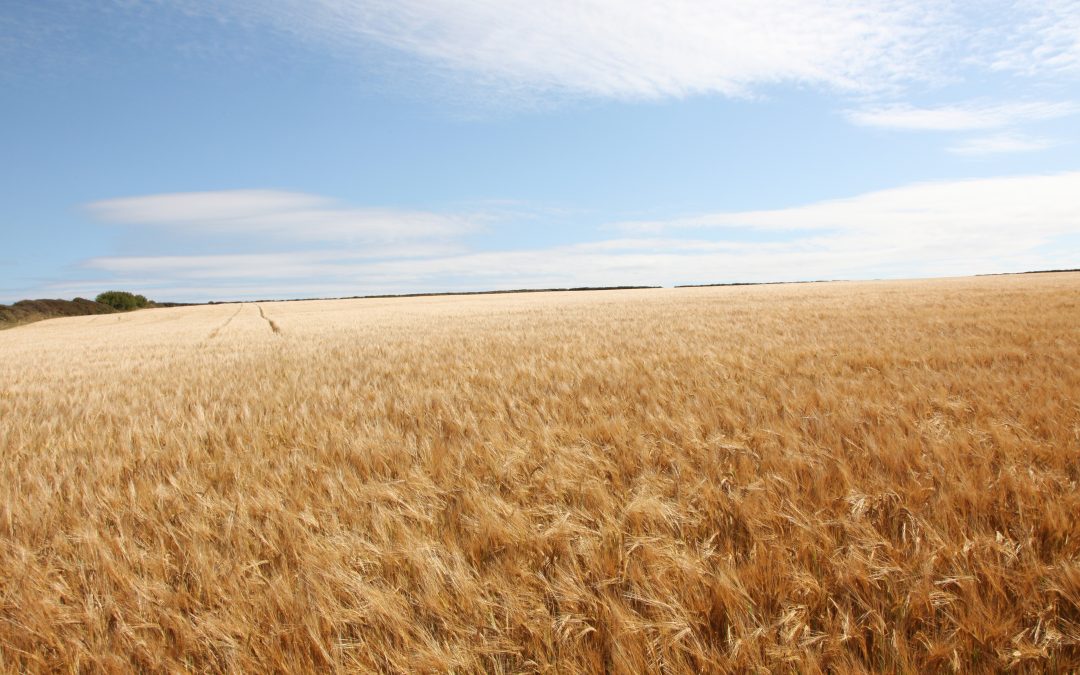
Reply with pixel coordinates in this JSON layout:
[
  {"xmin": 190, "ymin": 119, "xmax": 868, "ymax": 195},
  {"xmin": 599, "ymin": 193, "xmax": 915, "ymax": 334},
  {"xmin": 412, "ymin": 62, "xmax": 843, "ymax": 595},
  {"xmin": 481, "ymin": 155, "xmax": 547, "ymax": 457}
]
[{"xmin": 1, "ymin": 273, "xmax": 1079, "ymax": 673}]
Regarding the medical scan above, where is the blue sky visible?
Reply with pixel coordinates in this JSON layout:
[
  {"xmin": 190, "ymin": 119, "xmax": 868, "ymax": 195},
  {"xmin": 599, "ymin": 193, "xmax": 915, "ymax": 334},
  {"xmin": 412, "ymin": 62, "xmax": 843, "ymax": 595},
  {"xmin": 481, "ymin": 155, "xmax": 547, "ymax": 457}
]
[{"xmin": 2, "ymin": 0, "xmax": 1079, "ymax": 303}]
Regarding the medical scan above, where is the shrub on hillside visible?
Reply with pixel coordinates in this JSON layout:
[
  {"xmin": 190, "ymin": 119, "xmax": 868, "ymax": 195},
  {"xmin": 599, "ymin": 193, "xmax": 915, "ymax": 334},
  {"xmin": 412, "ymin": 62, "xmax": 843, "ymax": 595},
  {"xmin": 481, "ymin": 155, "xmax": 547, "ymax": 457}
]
[
  {"xmin": 95, "ymin": 291, "xmax": 151, "ymax": 311},
  {"xmin": 0, "ymin": 297, "xmax": 117, "ymax": 329}
]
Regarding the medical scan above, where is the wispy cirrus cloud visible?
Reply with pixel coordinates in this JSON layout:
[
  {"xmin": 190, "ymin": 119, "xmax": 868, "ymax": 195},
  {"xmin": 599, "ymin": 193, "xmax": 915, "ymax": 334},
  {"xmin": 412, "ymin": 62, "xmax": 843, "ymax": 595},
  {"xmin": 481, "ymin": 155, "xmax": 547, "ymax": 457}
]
[
  {"xmin": 191, "ymin": 0, "xmax": 960, "ymax": 102},
  {"xmin": 182, "ymin": 1, "xmax": 1080, "ymax": 103},
  {"xmin": 9, "ymin": 1, "xmax": 1080, "ymax": 118},
  {"xmin": 11, "ymin": 1, "xmax": 1079, "ymax": 103},
  {"xmin": 989, "ymin": 0, "xmax": 1080, "ymax": 76}
]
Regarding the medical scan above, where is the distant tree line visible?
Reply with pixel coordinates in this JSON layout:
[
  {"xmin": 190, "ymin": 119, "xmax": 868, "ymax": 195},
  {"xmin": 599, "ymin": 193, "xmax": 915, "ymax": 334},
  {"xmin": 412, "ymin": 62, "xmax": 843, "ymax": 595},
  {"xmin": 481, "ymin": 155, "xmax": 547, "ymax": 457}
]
[{"xmin": 1, "ymin": 291, "xmax": 160, "ymax": 330}]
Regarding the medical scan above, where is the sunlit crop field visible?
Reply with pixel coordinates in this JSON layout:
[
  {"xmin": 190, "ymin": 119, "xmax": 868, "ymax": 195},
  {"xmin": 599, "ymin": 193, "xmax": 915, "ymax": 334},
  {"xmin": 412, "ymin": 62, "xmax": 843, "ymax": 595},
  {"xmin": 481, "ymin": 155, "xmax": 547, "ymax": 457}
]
[{"xmin": 1, "ymin": 274, "xmax": 1078, "ymax": 672}]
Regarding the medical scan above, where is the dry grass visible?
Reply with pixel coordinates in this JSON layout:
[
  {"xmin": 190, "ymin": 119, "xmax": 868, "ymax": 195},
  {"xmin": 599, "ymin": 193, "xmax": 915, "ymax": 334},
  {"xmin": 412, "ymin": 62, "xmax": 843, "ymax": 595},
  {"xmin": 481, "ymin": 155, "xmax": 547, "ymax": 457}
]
[{"xmin": 1, "ymin": 274, "xmax": 1079, "ymax": 673}]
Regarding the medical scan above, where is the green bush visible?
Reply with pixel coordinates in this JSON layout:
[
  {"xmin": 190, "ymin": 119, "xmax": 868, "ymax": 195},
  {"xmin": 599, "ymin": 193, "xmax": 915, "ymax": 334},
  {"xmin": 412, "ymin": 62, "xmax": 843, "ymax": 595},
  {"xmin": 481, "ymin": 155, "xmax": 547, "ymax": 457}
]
[{"xmin": 95, "ymin": 291, "xmax": 151, "ymax": 311}]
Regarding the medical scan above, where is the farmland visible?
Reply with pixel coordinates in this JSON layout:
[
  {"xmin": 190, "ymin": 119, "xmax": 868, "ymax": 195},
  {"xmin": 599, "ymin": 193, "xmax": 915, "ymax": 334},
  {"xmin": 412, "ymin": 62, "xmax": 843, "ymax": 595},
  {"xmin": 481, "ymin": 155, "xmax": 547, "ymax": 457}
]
[{"xmin": 1, "ymin": 274, "xmax": 1078, "ymax": 672}]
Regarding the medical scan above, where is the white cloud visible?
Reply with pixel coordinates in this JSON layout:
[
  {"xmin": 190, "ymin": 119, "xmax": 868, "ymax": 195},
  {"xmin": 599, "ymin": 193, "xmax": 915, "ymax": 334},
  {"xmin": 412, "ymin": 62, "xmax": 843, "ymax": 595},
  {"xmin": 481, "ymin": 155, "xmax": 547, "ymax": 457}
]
[
  {"xmin": 846, "ymin": 101, "xmax": 1080, "ymax": 131},
  {"xmin": 989, "ymin": 0, "xmax": 1080, "ymax": 76},
  {"xmin": 947, "ymin": 133, "xmax": 1057, "ymax": 156},
  {"xmin": 614, "ymin": 172, "xmax": 1080, "ymax": 235},
  {"xmin": 63, "ymin": 173, "xmax": 1080, "ymax": 302},
  {"xmin": 12, "ymin": 1, "xmax": 1080, "ymax": 108},
  {"xmin": 221, "ymin": 0, "xmax": 952, "ymax": 100},
  {"xmin": 190, "ymin": 0, "xmax": 1080, "ymax": 103},
  {"xmin": 84, "ymin": 245, "xmax": 466, "ymax": 279},
  {"xmin": 89, "ymin": 190, "xmax": 323, "ymax": 224},
  {"xmin": 86, "ymin": 190, "xmax": 484, "ymax": 242}
]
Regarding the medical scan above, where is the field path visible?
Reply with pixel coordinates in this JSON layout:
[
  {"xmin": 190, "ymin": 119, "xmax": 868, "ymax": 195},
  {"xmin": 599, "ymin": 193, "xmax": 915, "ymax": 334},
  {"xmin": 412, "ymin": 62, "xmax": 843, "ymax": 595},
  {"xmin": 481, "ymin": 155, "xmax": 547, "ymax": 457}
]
[
  {"xmin": 207, "ymin": 304, "xmax": 243, "ymax": 339},
  {"xmin": 256, "ymin": 303, "xmax": 281, "ymax": 334}
]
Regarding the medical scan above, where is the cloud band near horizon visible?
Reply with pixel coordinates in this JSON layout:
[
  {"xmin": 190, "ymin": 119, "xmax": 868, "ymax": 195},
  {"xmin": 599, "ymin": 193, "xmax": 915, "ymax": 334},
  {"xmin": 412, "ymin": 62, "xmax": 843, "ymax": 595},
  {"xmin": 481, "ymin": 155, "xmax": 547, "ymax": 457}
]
[{"xmin": 38, "ymin": 172, "xmax": 1079, "ymax": 303}]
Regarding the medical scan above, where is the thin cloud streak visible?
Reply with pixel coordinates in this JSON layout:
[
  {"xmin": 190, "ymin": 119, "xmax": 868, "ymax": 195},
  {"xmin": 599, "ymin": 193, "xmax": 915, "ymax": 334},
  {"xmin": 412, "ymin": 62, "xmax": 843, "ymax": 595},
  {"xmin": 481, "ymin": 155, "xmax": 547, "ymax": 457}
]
[
  {"xmin": 947, "ymin": 133, "xmax": 1057, "ymax": 156},
  {"xmin": 846, "ymin": 101, "xmax": 1080, "ymax": 131},
  {"xmin": 86, "ymin": 190, "xmax": 486, "ymax": 242},
  {"xmin": 85, "ymin": 245, "xmax": 468, "ymax": 279}
]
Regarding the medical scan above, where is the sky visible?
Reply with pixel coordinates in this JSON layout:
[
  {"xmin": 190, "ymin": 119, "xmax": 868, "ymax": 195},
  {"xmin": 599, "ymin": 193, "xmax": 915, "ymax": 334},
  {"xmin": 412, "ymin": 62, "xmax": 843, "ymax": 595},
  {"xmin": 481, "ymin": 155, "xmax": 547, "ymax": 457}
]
[{"xmin": 2, "ymin": 0, "xmax": 1079, "ymax": 303}]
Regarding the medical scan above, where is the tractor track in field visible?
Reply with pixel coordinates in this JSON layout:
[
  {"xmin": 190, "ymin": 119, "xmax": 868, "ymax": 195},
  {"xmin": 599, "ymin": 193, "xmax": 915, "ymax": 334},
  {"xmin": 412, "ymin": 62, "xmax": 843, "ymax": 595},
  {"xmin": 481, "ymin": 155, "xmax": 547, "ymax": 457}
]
[
  {"xmin": 256, "ymin": 304, "xmax": 282, "ymax": 335},
  {"xmin": 207, "ymin": 305, "xmax": 243, "ymax": 339}
]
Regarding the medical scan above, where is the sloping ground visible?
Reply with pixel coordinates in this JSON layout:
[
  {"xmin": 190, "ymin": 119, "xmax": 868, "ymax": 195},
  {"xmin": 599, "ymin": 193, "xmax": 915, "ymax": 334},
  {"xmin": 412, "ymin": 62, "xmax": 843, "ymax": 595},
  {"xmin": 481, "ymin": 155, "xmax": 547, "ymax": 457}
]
[
  {"xmin": 0, "ymin": 276, "xmax": 1078, "ymax": 672},
  {"xmin": 0, "ymin": 297, "xmax": 117, "ymax": 329}
]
